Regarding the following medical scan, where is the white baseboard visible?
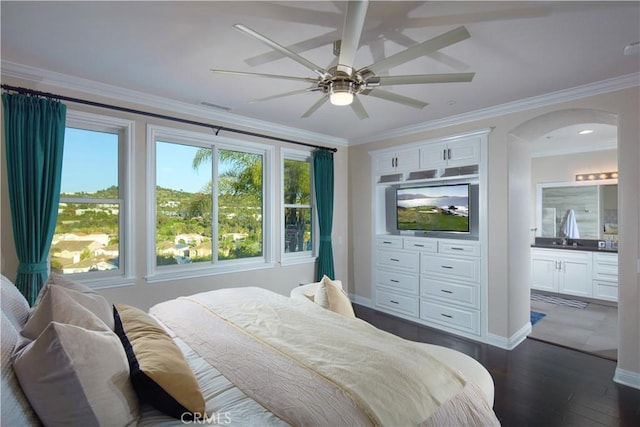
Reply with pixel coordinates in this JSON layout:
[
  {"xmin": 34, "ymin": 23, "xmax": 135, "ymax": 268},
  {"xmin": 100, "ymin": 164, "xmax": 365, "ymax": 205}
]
[
  {"xmin": 614, "ymin": 367, "xmax": 640, "ymax": 390},
  {"xmin": 351, "ymin": 294, "xmax": 372, "ymax": 308},
  {"xmin": 487, "ymin": 322, "xmax": 532, "ymax": 350}
]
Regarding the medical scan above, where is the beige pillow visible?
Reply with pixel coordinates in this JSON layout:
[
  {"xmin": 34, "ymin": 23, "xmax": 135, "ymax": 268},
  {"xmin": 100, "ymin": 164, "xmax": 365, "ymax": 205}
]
[
  {"xmin": 22, "ymin": 285, "xmax": 114, "ymax": 340},
  {"xmin": 114, "ymin": 303, "xmax": 205, "ymax": 419},
  {"xmin": 13, "ymin": 321, "xmax": 139, "ymax": 427},
  {"xmin": 314, "ymin": 275, "xmax": 355, "ymax": 318}
]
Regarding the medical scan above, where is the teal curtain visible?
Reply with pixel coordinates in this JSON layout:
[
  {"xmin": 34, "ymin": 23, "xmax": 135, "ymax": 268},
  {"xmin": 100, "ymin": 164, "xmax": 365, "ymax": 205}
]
[
  {"xmin": 2, "ymin": 93, "xmax": 66, "ymax": 305},
  {"xmin": 313, "ymin": 149, "xmax": 335, "ymax": 280}
]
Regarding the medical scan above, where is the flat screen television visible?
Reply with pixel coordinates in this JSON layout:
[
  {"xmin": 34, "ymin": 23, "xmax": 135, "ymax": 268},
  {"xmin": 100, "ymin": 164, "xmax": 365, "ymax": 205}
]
[{"xmin": 395, "ymin": 183, "xmax": 470, "ymax": 233}]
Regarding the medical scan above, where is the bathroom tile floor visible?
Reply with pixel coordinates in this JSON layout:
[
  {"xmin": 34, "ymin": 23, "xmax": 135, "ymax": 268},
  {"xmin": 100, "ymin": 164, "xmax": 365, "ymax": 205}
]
[{"xmin": 529, "ymin": 294, "xmax": 618, "ymax": 360}]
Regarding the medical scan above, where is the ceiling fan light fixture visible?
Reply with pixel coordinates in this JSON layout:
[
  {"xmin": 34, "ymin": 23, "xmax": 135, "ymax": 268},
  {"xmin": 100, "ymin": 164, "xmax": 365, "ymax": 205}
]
[
  {"xmin": 329, "ymin": 80, "xmax": 356, "ymax": 106},
  {"xmin": 330, "ymin": 91, "xmax": 354, "ymax": 106}
]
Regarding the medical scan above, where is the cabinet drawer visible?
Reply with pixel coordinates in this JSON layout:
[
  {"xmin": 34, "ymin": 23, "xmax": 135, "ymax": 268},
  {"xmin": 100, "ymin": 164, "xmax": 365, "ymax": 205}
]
[
  {"xmin": 438, "ymin": 240, "xmax": 480, "ymax": 257},
  {"xmin": 376, "ymin": 290, "xmax": 419, "ymax": 317},
  {"xmin": 421, "ymin": 277, "xmax": 479, "ymax": 308},
  {"xmin": 421, "ymin": 254, "xmax": 479, "ymax": 282},
  {"xmin": 404, "ymin": 238, "xmax": 437, "ymax": 252},
  {"xmin": 420, "ymin": 300, "xmax": 480, "ymax": 335},
  {"xmin": 377, "ymin": 250, "xmax": 419, "ymax": 272},
  {"xmin": 593, "ymin": 280, "xmax": 618, "ymax": 302},
  {"xmin": 376, "ymin": 235, "xmax": 403, "ymax": 249},
  {"xmin": 377, "ymin": 270, "xmax": 419, "ymax": 295}
]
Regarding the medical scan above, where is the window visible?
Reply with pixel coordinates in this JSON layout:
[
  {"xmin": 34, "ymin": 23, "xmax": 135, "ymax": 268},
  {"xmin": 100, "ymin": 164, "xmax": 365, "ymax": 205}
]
[
  {"xmin": 51, "ymin": 111, "xmax": 133, "ymax": 285},
  {"xmin": 282, "ymin": 149, "xmax": 314, "ymax": 261},
  {"xmin": 148, "ymin": 125, "xmax": 272, "ymax": 279}
]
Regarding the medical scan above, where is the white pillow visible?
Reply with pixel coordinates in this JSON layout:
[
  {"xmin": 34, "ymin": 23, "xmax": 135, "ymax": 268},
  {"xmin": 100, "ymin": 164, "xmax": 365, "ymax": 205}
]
[
  {"xmin": 35, "ymin": 272, "xmax": 97, "ymax": 306},
  {"xmin": 21, "ymin": 285, "xmax": 114, "ymax": 340},
  {"xmin": 314, "ymin": 275, "xmax": 355, "ymax": 318},
  {"xmin": 13, "ymin": 322, "xmax": 139, "ymax": 427}
]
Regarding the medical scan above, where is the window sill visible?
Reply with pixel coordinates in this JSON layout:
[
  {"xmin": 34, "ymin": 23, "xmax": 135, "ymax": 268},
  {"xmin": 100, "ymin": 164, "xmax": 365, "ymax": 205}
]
[
  {"xmin": 146, "ymin": 260, "xmax": 276, "ymax": 284},
  {"xmin": 280, "ymin": 255, "xmax": 316, "ymax": 267}
]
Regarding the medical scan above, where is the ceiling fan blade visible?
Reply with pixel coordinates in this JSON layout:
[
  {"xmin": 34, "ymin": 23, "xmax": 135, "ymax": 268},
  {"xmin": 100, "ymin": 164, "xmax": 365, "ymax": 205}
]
[
  {"xmin": 350, "ymin": 95, "xmax": 369, "ymax": 120},
  {"xmin": 374, "ymin": 72, "xmax": 475, "ymax": 86},
  {"xmin": 363, "ymin": 89, "xmax": 428, "ymax": 109},
  {"xmin": 337, "ymin": 0, "xmax": 369, "ymax": 73},
  {"xmin": 233, "ymin": 24, "xmax": 328, "ymax": 78},
  {"xmin": 363, "ymin": 26, "xmax": 471, "ymax": 75},
  {"xmin": 250, "ymin": 88, "xmax": 320, "ymax": 104},
  {"xmin": 210, "ymin": 69, "xmax": 318, "ymax": 83},
  {"xmin": 301, "ymin": 96, "xmax": 329, "ymax": 118}
]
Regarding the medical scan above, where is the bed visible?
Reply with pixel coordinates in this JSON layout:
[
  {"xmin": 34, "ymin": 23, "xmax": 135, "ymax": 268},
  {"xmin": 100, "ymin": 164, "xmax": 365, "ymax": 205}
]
[{"xmin": 1, "ymin": 273, "xmax": 500, "ymax": 426}]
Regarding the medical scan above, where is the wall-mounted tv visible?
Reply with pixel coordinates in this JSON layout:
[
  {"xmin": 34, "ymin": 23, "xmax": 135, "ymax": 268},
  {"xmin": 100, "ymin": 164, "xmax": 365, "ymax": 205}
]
[{"xmin": 396, "ymin": 183, "xmax": 470, "ymax": 233}]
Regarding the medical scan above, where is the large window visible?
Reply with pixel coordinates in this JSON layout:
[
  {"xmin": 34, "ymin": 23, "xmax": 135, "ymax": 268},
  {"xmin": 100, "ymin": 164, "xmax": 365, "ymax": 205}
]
[
  {"xmin": 51, "ymin": 111, "xmax": 132, "ymax": 284},
  {"xmin": 149, "ymin": 125, "xmax": 271, "ymax": 278},
  {"xmin": 282, "ymin": 149, "xmax": 314, "ymax": 261}
]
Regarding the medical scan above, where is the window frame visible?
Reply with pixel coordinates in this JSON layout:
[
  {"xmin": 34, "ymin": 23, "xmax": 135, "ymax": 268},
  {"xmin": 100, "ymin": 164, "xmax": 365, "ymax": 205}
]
[
  {"xmin": 55, "ymin": 110, "xmax": 134, "ymax": 288},
  {"xmin": 281, "ymin": 148, "xmax": 316, "ymax": 265},
  {"xmin": 146, "ymin": 124, "xmax": 274, "ymax": 282}
]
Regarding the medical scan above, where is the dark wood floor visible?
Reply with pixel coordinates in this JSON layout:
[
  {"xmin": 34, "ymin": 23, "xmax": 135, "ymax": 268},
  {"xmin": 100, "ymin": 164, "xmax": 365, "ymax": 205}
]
[{"xmin": 354, "ymin": 304, "xmax": 640, "ymax": 427}]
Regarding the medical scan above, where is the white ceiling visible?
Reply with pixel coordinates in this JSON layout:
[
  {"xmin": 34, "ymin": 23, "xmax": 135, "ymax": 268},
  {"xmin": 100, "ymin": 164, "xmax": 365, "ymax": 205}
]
[{"xmin": 1, "ymin": 1, "xmax": 639, "ymax": 145}]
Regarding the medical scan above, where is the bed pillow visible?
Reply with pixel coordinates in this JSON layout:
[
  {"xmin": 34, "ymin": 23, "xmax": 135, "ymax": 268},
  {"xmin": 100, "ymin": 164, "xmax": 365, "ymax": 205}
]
[
  {"xmin": 34, "ymin": 272, "xmax": 97, "ymax": 306},
  {"xmin": 21, "ymin": 284, "xmax": 114, "ymax": 340},
  {"xmin": 314, "ymin": 275, "xmax": 355, "ymax": 318},
  {"xmin": 114, "ymin": 303, "xmax": 206, "ymax": 420},
  {"xmin": 12, "ymin": 321, "xmax": 139, "ymax": 427}
]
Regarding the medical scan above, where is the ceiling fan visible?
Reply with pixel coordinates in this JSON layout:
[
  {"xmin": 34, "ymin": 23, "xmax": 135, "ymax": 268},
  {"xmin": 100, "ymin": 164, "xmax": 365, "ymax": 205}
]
[{"xmin": 210, "ymin": 0, "xmax": 475, "ymax": 120}]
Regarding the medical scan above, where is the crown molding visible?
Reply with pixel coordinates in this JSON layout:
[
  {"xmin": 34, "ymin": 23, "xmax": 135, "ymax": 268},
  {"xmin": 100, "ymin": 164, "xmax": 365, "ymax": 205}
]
[
  {"xmin": 3, "ymin": 61, "xmax": 638, "ymax": 148},
  {"xmin": 531, "ymin": 141, "xmax": 618, "ymax": 158},
  {"xmin": 350, "ymin": 72, "xmax": 640, "ymax": 146},
  {"xmin": 1, "ymin": 61, "xmax": 348, "ymax": 148}
]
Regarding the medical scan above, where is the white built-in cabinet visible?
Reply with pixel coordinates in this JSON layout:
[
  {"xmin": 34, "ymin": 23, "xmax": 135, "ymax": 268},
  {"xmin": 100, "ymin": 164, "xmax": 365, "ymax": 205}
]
[
  {"xmin": 419, "ymin": 139, "xmax": 481, "ymax": 170},
  {"xmin": 370, "ymin": 130, "xmax": 489, "ymax": 342},
  {"xmin": 374, "ymin": 148, "xmax": 420, "ymax": 175},
  {"xmin": 530, "ymin": 247, "xmax": 618, "ymax": 301}
]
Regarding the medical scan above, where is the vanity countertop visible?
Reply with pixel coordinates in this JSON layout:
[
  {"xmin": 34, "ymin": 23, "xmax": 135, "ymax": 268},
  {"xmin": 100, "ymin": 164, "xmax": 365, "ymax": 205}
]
[
  {"xmin": 531, "ymin": 237, "xmax": 618, "ymax": 253},
  {"xmin": 531, "ymin": 243, "xmax": 618, "ymax": 253}
]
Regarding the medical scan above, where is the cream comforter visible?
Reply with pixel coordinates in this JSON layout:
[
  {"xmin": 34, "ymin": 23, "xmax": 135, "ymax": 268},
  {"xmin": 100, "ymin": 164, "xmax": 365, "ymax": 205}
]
[{"xmin": 150, "ymin": 287, "xmax": 499, "ymax": 426}]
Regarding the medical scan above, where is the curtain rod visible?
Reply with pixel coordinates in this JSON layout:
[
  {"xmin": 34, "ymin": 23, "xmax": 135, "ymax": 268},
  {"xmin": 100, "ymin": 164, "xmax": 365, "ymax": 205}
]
[{"xmin": 1, "ymin": 84, "xmax": 337, "ymax": 153}]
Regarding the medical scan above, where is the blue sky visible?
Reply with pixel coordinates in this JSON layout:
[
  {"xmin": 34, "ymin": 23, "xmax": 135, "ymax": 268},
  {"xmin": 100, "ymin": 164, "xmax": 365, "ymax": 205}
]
[{"xmin": 61, "ymin": 128, "xmax": 213, "ymax": 194}]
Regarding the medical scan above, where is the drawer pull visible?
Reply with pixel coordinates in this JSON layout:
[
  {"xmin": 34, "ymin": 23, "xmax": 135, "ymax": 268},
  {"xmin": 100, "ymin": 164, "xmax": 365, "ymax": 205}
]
[
  {"xmin": 390, "ymin": 279, "xmax": 400, "ymax": 283},
  {"xmin": 450, "ymin": 247, "xmax": 464, "ymax": 251},
  {"xmin": 390, "ymin": 258, "xmax": 400, "ymax": 262},
  {"xmin": 382, "ymin": 241, "xmax": 393, "ymax": 244},
  {"xmin": 389, "ymin": 300, "xmax": 399, "ymax": 304},
  {"xmin": 440, "ymin": 289, "xmax": 453, "ymax": 294},
  {"xmin": 413, "ymin": 244, "xmax": 425, "ymax": 247},
  {"xmin": 441, "ymin": 313, "xmax": 453, "ymax": 318},
  {"xmin": 441, "ymin": 265, "xmax": 453, "ymax": 269}
]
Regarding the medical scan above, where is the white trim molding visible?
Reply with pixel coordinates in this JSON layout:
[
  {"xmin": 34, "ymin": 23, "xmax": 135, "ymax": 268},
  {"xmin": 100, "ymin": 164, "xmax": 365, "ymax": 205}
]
[
  {"xmin": 487, "ymin": 322, "xmax": 532, "ymax": 350},
  {"xmin": 1, "ymin": 61, "xmax": 348, "ymax": 148},
  {"xmin": 614, "ymin": 368, "xmax": 640, "ymax": 390},
  {"xmin": 351, "ymin": 72, "xmax": 640, "ymax": 146}
]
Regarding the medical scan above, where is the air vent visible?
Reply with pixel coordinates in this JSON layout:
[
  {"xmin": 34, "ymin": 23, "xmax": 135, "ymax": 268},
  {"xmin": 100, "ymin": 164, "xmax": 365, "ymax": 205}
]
[{"xmin": 200, "ymin": 101, "xmax": 232, "ymax": 112}]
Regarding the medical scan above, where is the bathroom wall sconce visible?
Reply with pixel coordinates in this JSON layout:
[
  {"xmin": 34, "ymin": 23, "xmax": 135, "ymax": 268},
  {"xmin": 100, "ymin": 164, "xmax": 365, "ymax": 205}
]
[{"xmin": 575, "ymin": 171, "xmax": 618, "ymax": 181}]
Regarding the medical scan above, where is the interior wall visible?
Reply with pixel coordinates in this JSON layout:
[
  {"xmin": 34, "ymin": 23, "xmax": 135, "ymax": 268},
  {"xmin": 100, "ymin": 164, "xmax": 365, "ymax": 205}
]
[
  {"xmin": 348, "ymin": 86, "xmax": 639, "ymax": 383},
  {"xmin": 0, "ymin": 75, "xmax": 350, "ymax": 311}
]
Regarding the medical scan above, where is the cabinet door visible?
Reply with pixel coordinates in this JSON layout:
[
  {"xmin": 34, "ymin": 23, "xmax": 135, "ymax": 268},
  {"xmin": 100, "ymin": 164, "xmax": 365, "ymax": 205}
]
[
  {"xmin": 419, "ymin": 142, "xmax": 448, "ymax": 169},
  {"xmin": 394, "ymin": 148, "xmax": 420, "ymax": 171},
  {"xmin": 558, "ymin": 255, "xmax": 592, "ymax": 297},
  {"xmin": 446, "ymin": 138, "xmax": 481, "ymax": 168},
  {"xmin": 531, "ymin": 256, "xmax": 558, "ymax": 292},
  {"xmin": 374, "ymin": 152, "xmax": 400, "ymax": 174}
]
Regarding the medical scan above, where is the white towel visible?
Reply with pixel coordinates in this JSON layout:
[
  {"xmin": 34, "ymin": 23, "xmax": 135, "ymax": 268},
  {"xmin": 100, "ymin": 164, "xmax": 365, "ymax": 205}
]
[{"xmin": 560, "ymin": 209, "xmax": 580, "ymax": 239}]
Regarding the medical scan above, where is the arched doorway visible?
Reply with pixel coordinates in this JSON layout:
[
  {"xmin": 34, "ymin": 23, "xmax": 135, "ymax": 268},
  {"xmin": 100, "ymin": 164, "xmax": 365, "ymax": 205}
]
[{"xmin": 507, "ymin": 108, "xmax": 619, "ymax": 359}]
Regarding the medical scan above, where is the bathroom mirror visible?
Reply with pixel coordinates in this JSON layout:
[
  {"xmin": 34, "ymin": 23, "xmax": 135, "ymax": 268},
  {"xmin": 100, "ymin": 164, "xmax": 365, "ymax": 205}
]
[{"xmin": 536, "ymin": 181, "xmax": 618, "ymax": 240}]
